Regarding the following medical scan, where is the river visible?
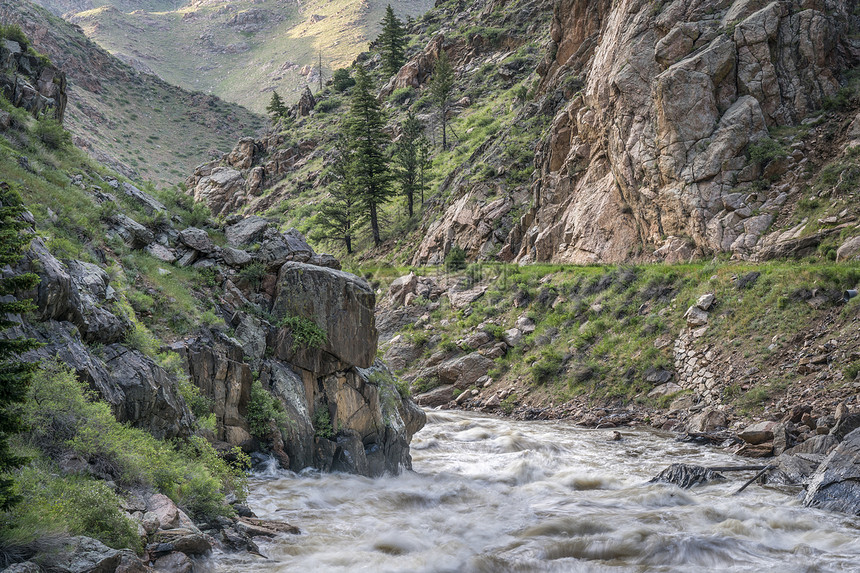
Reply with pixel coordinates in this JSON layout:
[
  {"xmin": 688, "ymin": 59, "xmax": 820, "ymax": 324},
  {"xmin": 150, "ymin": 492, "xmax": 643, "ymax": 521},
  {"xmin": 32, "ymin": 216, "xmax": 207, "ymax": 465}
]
[{"xmin": 214, "ymin": 410, "xmax": 860, "ymax": 572}]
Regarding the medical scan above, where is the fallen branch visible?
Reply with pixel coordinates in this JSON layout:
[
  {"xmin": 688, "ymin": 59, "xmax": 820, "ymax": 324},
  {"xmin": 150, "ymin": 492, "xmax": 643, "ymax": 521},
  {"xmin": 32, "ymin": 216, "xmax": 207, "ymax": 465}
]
[{"xmin": 732, "ymin": 464, "xmax": 775, "ymax": 495}]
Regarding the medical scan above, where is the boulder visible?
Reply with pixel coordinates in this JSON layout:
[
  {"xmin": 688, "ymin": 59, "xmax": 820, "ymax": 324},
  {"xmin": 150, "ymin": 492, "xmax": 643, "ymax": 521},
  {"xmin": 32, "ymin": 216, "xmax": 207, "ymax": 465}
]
[
  {"xmin": 686, "ymin": 407, "xmax": 726, "ymax": 433},
  {"xmin": 146, "ymin": 243, "xmax": 177, "ymax": 263},
  {"xmin": 272, "ymin": 262, "xmax": 377, "ymax": 369},
  {"xmin": 437, "ymin": 353, "xmax": 494, "ymax": 389},
  {"xmin": 448, "ymin": 286, "xmax": 487, "ymax": 309},
  {"xmin": 804, "ymin": 428, "xmax": 860, "ymax": 515},
  {"xmin": 66, "ymin": 260, "xmax": 131, "ymax": 344},
  {"xmin": 308, "ymin": 253, "xmax": 341, "ymax": 270},
  {"xmin": 152, "ymin": 552, "xmax": 192, "ymax": 573},
  {"xmin": 22, "ymin": 237, "xmax": 72, "ymax": 321},
  {"xmin": 256, "ymin": 229, "xmax": 315, "ymax": 269},
  {"xmin": 738, "ymin": 420, "xmax": 776, "ymax": 445},
  {"xmin": 147, "ymin": 493, "xmax": 181, "ymax": 529},
  {"xmin": 260, "ymin": 360, "xmax": 315, "ymax": 470},
  {"xmin": 178, "ymin": 227, "xmax": 214, "ymax": 253},
  {"xmin": 297, "ymin": 86, "xmax": 316, "ymax": 116},
  {"xmin": 650, "ymin": 463, "xmax": 726, "ymax": 488},
  {"xmin": 388, "ymin": 272, "xmax": 418, "ymax": 306},
  {"xmin": 121, "ymin": 181, "xmax": 166, "ymax": 215},
  {"xmin": 683, "ymin": 305, "xmax": 709, "ymax": 327},
  {"xmin": 831, "ymin": 412, "xmax": 860, "ymax": 441},
  {"xmin": 696, "ymin": 293, "xmax": 715, "ymax": 310},
  {"xmin": 225, "ymin": 216, "xmax": 269, "ymax": 246},
  {"xmin": 221, "ymin": 246, "xmax": 251, "ymax": 267},
  {"xmin": 34, "ymin": 536, "xmax": 137, "ymax": 573},
  {"xmin": 415, "ymin": 384, "xmax": 455, "ymax": 407},
  {"xmin": 110, "ymin": 213, "xmax": 154, "ymax": 248},
  {"xmin": 836, "ymin": 236, "xmax": 860, "ymax": 262},
  {"xmin": 647, "ymin": 382, "xmax": 682, "ymax": 398},
  {"xmin": 191, "ymin": 167, "xmax": 246, "ymax": 217}
]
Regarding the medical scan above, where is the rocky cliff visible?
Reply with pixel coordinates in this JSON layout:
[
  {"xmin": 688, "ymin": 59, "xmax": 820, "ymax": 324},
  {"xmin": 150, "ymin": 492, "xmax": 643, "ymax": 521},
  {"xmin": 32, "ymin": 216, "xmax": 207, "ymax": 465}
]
[
  {"xmin": 500, "ymin": 0, "xmax": 858, "ymax": 263},
  {"xmin": 0, "ymin": 34, "xmax": 66, "ymax": 122}
]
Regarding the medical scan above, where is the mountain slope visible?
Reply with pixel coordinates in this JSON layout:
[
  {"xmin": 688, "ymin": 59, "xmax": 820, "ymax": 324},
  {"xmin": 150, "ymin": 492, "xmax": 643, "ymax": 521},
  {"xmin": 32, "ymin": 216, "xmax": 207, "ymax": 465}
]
[
  {"xmin": 0, "ymin": 0, "xmax": 264, "ymax": 186},
  {"xmin": 47, "ymin": 0, "xmax": 434, "ymax": 112}
]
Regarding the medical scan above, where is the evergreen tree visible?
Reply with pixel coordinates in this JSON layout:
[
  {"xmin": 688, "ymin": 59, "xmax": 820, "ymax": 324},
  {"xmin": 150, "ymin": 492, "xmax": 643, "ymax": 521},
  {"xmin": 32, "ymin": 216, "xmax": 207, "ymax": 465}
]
[
  {"xmin": 266, "ymin": 91, "xmax": 287, "ymax": 121},
  {"xmin": 417, "ymin": 134, "xmax": 431, "ymax": 206},
  {"xmin": 346, "ymin": 67, "xmax": 392, "ymax": 247},
  {"xmin": 313, "ymin": 136, "xmax": 364, "ymax": 254},
  {"xmin": 0, "ymin": 183, "xmax": 40, "ymax": 511},
  {"xmin": 394, "ymin": 112, "xmax": 423, "ymax": 218},
  {"xmin": 379, "ymin": 4, "xmax": 407, "ymax": 77},
  {"xmin": 430, "ymin": 51, "xmax": 454, "ymax": 150}
]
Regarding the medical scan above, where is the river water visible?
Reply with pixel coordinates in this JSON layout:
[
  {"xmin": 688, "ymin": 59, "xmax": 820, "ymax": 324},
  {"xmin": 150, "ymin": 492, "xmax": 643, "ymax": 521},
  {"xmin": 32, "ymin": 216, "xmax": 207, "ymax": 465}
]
[{"xmin": 215, "ymin": 410, "xmax": 860, "ymax": 572}]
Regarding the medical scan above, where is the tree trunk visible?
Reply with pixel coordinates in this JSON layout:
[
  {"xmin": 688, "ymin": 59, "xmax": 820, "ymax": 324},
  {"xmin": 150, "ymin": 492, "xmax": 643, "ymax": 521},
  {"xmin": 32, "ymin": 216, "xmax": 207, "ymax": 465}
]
[
  {"xmin": 407, "ymin": 189, "xmax": 414, "ymax": 218},
  {"xmin": 345, "ymin": 235, "xmax": 352, "ymax": 254},
  {"xmin": 370, "ymin": 203, "xmax": 381, "ymax": 246}
]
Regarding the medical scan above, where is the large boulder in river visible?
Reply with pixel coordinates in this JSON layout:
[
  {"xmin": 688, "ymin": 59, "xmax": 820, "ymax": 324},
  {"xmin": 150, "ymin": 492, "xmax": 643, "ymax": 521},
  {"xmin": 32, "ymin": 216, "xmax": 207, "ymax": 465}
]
[
  {"xmin": 272, "ymin": 262, "xmax": 377, "ymax": 369},
  {"xmin": 804, "ymin": 428, "xmax": 860, "ymax": 515}
]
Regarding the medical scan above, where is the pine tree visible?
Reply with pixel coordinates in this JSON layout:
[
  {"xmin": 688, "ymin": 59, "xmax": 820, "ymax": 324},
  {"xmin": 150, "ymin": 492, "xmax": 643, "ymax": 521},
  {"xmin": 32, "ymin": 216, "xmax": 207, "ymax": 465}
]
[
  {"xmin": 394, "ymin": 112, "xmax": 423, "ymax": 218},
  {"xmin": 0, "ymin": 183, "xmax": 40, "ymax": 511},
  {"xmin": 379, "ymin": 4, "xmax": 407, "ymax": 77},
  {"xmin": 313, "ymin": 136, "xmax": 364, "ymax": 254},
  {"xmin": 417, "ymin": 134, "xmax": 431, "ymax": 206},
  {"xmin": 346, "ymin": 68, "xmax": 392, "ymax": 247},
  {"xmin": 431, "ymin": 51, "xmax": 454, "ymax": 150},
  {"xmin": 266, "ymin": 91, "xmax": 287, "ymax": 121}
]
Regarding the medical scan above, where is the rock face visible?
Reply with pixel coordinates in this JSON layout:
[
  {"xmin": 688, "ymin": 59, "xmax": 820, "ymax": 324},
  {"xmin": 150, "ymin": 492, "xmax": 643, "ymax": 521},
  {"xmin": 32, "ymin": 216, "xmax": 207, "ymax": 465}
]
[
  {"xmin": 804, "ymin": 428, "xmax": 860, "ymax": 515},
  {"xmin": 412, "ymin": 0, "xmax": 856, "ymax": 264},
  {"xmin": 0, "ymin": 37, "xmax": 66, "ymax": 122}
]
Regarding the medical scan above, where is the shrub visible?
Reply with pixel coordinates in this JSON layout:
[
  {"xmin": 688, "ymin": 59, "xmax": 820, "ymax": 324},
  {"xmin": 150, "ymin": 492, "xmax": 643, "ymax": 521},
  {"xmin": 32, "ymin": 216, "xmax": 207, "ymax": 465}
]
[
  {"xmin": 444, "ymin": 245, "xmax": 467, "ymax": 271},
  {"xmin": 748, "ymin": 137, "xmax": 786, "ymax": 166},
  {"xmin": 33, "ymin": 117, "xmax": 71, "ymax": 149},
  {"xmin": 2, "ymin": 465, "xmax": 141, "ymax": 552},
  {"xmin": 278, "ymin": 315, "xmax": 327, "ymax": 351},
  {"xmin": 530, "ymin": 349, "xmax": 563, "ymax": 384},
  {"xmin": 315, "ymin": 98, "xmax": 341, "ymax": 113},
  {"xmin": 389, "ymin": 87, "xmax": 414, "ymax": 104},
  {"xmin": 313, "ymin": 407, "xmax": 334, "ymax": 439},
  {"xmin": 238, "ymin": 261, "xmax": 267, "ymax": 290},
  {"xmin": 332, "ymin": 68, "xmax": 355, "ymax": 92},
  {"xmin": 0, "ymin": 24, "xmax": 29, "ymax": 50},
  {"xmin": 17, "ymin": 362, "xmax": 247, "ymax": 523},
  {"xmin": 246, "ymin": 380, "xmax": 288, "ymax": 439}
]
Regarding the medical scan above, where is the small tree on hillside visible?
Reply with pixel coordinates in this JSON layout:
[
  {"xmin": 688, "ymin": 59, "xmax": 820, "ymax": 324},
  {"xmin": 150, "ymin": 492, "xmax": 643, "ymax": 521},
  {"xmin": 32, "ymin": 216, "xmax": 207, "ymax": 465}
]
[
  {"xmin": 379, "ymin": 4, "xmax": 407, "ymax": 77},
  {"xmin": 266, "ymin": 91, "xmax": 287, "ymax": 121},
  {"xmin": 394, "ymin": 111, "xmax": 423, "ymax": 218},
  {"xmin": 313, "ymin": 136, "xmax": 364, "ymax": 254},
  {"xmin": 0, "ymin": 183, "xmax": 40, "ymax": 511},
  {"xmin": 430, "ymin": 51, "xmax": 454, "ymax": 150},
  {"xmin": 417, "ymin": 134, "xmax": 431, "ymax": 206},
  {"xmin": 346, "ymin": 67, "xmax": 392, "ymax": 247}
]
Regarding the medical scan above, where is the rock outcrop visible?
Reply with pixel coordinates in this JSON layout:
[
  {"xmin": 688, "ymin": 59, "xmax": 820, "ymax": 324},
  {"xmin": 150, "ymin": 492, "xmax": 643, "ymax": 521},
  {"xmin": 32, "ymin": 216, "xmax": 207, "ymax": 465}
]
[
  {"xmin": 0, "ymin": 36, "xmax": 66, "ymax": 122},
  {"xmin": 411, "ymin": 0, "xmax": 857, "ymax": 265},
  {"xmin": 803, "ymin": 428, "xmax": 860, "ymax": 515}
]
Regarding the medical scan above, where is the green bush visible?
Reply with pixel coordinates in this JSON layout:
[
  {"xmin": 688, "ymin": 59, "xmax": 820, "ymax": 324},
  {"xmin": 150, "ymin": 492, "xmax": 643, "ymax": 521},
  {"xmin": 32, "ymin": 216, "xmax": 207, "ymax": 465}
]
[
  {"xmin": 0, "ymin": 24, "xmax": 30, "ymax": 50},
  {"xmin": 2, "ymin": 464, "xmax": 141, "ymax": 552},
  {"xmin": 278, "ymin": 315, "xmax": 327, "ymax": 351},
  {"xmin": 444, "ymin": 245, "xmax": 467, "ymax": 271},
  {"xmin": 316, "ymin": 98, "xmax": 342, "ymax": 113},
  {"xmin": 33, "ymin": 117, "xmax": 72, "ymax": 150},
  {"xmin": 748, "ymin": 137, "xmax": 786, "ymax": 166},
  {"xmin": 530, "ymin": 349, "xmax": 563, "ymax": 384},
  {"xmin": 332, "ymin": 68, "xmax": 356, "ymax": 92},
  {"xmin": 389, "ymin": 87, "xmax": 414, "ymax": 104},
  {"xmin": 16, "ymin": 362, "xmax": 247, "ymax": 523},
  {"xmin": 246, "ymin": 380, "xmax": 289, "ymax": 439},
  {"xmin": 313, "ymin": 407, "xmax": 334, "ymax": 439},
  {"xmin": 238, "ymin": 261, "xmax": 267, "ymax": 290}
]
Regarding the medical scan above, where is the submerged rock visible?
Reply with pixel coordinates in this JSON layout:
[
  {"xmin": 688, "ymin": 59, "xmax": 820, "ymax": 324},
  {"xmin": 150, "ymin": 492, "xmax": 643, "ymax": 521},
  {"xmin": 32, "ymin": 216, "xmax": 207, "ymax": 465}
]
[{"xmin": 650, "ymin": 463, "xmax": 726, "ymax": 488}]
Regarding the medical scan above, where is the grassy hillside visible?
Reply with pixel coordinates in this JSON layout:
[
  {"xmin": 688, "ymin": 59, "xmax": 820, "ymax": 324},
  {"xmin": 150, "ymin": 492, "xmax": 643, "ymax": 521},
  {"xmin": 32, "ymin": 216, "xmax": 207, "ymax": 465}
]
[
  {"xmin": 61, "ymin": 0, "xmax": 433, "ymax": 112},
  {"xmin": 1, "ymin": 0, "xmax": 265, "ymax": 187}
]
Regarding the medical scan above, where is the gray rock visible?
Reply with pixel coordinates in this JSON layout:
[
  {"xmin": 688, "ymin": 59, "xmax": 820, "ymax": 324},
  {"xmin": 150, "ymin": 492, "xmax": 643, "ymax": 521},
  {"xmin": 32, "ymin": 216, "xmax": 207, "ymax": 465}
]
[
  {"xmin": 836, "ymin": 236, "xmax": 860, "ymax": 262},
  {"xmin": 738, "ymin": 421, "xmax": 776, "ymax": 445},
  {"xmin": 66, "ymin": 260, "xmax": 131, "ymax": 344},
  {"xmin": 121, "ymin": 181, "xmax": 166, "ymax": 215},
  {"xmin": 650, "ymin": 463, "xmax": 726, "ymax": 488},
  {"xmin": 696, "ymin": 293, "xmax": 715, "ymax": 310},
  {"xmin": 171, "ymin": 533, "xmax": 212, "ymax": 555},
  {"xmin": 272, "ymin": 262, "xmax": 377, "ymax": 369},
  {"xmin": 178, "ymin": 227, "xmax": 214, "ymax": 253},
  {"xmin": 415, "ymin": 384, "xmax": 455, "ymax": 407},
  {"xmin": 221, "ymin": 246, "xmax": 251, "ymax": 267},
  {"xmin": 175, "ymin": 250, "xmax": 198, "ymax": 268},
  {"xmin": 32, "ymin": 536, "xmax": 139, "ymax": 573},
  {"xmin": 388, "ymin": 273, "xmax": 418, "ymax": 306},
  {"xmin": 110, "ymin": 213, "xmax": 154, "ymax": 248},
  {"xmin": 686, "ymin": 407, "xmax": 726, "ymax": 433},
  {"xmin": 804, "ymin": 428, "xmax": 860, "ymax": 515},
  {"xmin": 2, "ymin": 562, "xmax": 41, "ymax": 572},
  {"xmin": 448, "ymin": 286, "xmax": 487, "ymax": 309},
  {"xmin": 146, "ymin": 243, "xmax": 177, "ymax": 263},
  {"xmin": 22, "ymin": 237, "xmax": 71, "ymax": 321},
  {"xmin": 831, "ymin": 412, "xmax": 860, "ymax": 441},
  {"xmin": 437, "ymin": 352, "xmax": 494, "ymax": 389},
  {"xmin": 225, "ymin": 216, "xmax": 269, "ymax": 246},
  {"xmin": 503, "ymin": 328, "xmax": 523, "ymax": 347},
  {"xmin": 152, "ymin": 551, "xmax": 192, "ymax": 573},
  {"xmin": 308, "ymin": 253, "xmax": 341, "ymax": 270},
  {"xmin": 256, "ymin": 230, "xmax": 315, "ymax": 269},
  {"xmin": 684, "ymin": 305, "xmax": 709, "ymax": 327}
]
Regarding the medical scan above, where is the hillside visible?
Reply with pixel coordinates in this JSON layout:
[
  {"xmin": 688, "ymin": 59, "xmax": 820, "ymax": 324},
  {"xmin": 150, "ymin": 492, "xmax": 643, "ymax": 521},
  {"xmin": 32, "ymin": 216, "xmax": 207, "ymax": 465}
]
[
  {"xmin": 43, "ymin": 0, "xmax": 435, "ymax": 112},
  {"xmin": 0, "ymin": 0, "xmax": 265, "ymax": 186},
  {"xmin": 183, "ymin": 0, "xmax": 860, "ymax": 267}
]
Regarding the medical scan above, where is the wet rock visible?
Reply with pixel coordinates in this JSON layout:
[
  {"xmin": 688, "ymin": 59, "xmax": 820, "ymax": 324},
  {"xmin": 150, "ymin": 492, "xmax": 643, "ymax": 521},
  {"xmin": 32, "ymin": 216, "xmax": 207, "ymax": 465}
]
[
  {"xmin": 735, "ymin": 442, "xmax": 773, "ymax": 458},
  {"xmin": 170, "ymin": 533, "xmax": 212, "ymax": 555},
  {"xmin": 804, "ymin": 428, "xmax": 860, "ymax": 515},
  {"xmin": 650, "ymin": 463, "xmax": 726, "ymax": 488},
  {"xmin": 152, "ymin": 552, "xmax": 192, "ymax": 573}
]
